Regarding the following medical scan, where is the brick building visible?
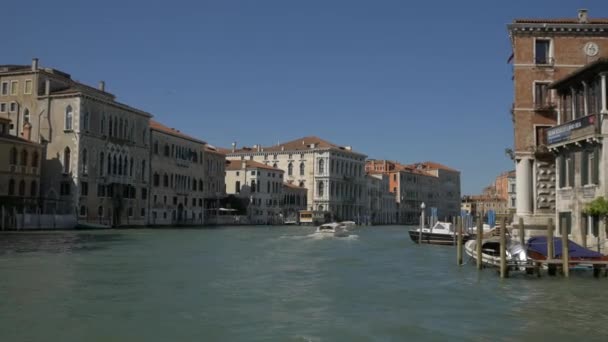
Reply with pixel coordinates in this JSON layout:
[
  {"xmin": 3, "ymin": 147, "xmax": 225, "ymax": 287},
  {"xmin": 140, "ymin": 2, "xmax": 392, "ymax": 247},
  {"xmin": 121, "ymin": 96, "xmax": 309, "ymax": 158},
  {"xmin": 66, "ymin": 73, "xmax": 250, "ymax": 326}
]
[{"xmin": 508, "ymin": 9, "xmax": 608, "ymax": 227}]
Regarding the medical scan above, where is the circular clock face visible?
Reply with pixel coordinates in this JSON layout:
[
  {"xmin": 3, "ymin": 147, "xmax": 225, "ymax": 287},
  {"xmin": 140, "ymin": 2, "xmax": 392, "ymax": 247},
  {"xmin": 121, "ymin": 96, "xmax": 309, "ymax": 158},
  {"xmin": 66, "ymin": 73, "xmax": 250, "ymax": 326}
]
[{"xmin": 584, "ymin": 42, "xmax": 599, "ymax": 57}]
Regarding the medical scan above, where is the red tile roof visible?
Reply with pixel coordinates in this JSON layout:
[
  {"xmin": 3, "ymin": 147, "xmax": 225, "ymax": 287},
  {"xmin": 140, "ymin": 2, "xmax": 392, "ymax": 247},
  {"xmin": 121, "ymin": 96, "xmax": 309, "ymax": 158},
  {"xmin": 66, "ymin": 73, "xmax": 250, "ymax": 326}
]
[
  {"xmin": 407, "ymin": 161, "xmax": 459, "ymax": 173},
  {"xmin": 226, "ymin": 160, "xmax": 283, "ymax": 172},
  {"xmin": 150, "ymin": 120, "xmax": 206, "ymax": 145},
  {"xmin": 230, "ymin": 136, "xmax": 364, "ymax": 155}
]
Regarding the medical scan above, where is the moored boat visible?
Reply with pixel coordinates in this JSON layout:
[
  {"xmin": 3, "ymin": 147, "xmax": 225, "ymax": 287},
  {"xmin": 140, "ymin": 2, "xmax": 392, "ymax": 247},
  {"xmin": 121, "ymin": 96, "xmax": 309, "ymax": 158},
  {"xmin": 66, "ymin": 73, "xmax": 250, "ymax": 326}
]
[
  {"xmin": 526, "ymin": 236, "xmax": 608, "ymax": 263},
  {"xmin": 464, "ymin": 237, "xmax": 528, "ymax": 269},
  {"xmin": 409, "ymin": 221, "xmax": 470, "ymax": 245}
]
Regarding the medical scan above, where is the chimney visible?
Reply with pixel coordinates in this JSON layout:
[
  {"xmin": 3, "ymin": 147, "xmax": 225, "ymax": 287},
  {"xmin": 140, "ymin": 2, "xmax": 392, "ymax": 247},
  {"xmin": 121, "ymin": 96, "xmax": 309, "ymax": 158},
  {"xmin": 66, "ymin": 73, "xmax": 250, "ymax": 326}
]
[
  {"xmin": 45, "ymin": 79, "xmax": 50, "ymax": 96},
  {"xmin": 231, "ymin": 142, "xmax": 237, "ymax": 153},
  {"xmin": 98, "ymin": 81, "xmax": 105, "ymax": 92},
  {"xmin": 281, "ymin": 146, "xmax": 285, "ymax": 151},
  {"xmin": 257, "ymin": 145, "xmax": 261, "ymax": 152},
  {"xmin": 578, "ymin": 9, "xmax": 588, "ymax": 23},
  {"xmin": 345, "ymin": 146, "xmax": 352, "ymax": 151},
  {"xmin": 31, "ymin": 58, "xmax": 39, "ymax": 71}
]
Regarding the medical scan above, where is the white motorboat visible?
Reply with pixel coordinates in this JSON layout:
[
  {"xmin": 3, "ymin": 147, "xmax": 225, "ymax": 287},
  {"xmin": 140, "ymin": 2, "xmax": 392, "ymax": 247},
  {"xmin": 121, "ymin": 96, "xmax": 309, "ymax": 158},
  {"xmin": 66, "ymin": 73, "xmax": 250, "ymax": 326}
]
[
  {"xmin": 316, "ymin": 222, "xmax": 350, "ymax": 237},
  {"xmin": 464, "ymin": 237, "xmax": 528, "ymax": 269},
  {"xmin": 340, "ymin": 221, "xmax": 357, "ymax": 230},
  {"xmin": 409, "ymin": 221, "xmax": 471, "ymax": 245}
]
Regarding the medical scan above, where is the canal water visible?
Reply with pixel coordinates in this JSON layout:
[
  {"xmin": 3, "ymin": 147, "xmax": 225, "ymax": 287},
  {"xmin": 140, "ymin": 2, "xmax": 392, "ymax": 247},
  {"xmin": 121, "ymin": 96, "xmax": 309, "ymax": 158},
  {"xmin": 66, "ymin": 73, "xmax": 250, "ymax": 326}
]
[{"xmin": 1, "ymin": 226, "xmax": 607, "ymax": 341}]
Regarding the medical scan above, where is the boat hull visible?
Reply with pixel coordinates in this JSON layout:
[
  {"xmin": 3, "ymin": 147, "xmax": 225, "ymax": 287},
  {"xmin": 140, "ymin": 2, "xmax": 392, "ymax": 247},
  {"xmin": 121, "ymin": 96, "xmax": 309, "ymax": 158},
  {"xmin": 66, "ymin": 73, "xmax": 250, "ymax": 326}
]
[{"xmin": 408, "ymin": 230, "xmax": 470, "ymax": 245}]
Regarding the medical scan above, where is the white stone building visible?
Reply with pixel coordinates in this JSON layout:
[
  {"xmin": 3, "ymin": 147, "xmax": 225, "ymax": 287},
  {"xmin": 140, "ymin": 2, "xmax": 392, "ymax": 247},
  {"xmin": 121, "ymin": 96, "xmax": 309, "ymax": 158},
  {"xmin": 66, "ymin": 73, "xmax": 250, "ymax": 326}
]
[
  {"xmin": 226, "ymin": 136, "xmax": 367, "ymax": 222},
  {"xmin": 225, "ymin": 160, "xmax": 284, "ymax": 224}
]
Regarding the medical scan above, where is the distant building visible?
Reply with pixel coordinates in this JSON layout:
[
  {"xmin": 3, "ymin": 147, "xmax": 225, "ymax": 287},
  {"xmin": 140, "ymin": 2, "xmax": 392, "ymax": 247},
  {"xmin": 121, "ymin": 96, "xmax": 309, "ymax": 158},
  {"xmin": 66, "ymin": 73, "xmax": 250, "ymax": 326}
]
[
  {"xmin": 281, "ymin": 183, "xmax": 307, "ymax": 223},
  {"xmin": 508, "ymin": 9, "xmax": 608, "ymax": 227},
  {"xmin": 364, "ymin": 173, "xmax": 397, "ymax": 225},
  {"xmin": 461, "ymin": 195, "xmax": 508, "ymax": 217},
  {"xmin": 225, "ymin": 160, "xmax": 284, "ymax": 224},
  {"xmin": 202, "ymin": 145, "xmax": 227, "ymax": 222},
  {"xmin": 366, "ymin": 160, "xmax": 461, "ymax": 224},
  {"xmin": 149, "ymin": 120, "xmax": 207, "ymax": 225},
  {"xmin": 226, "ymin": 136, "xmax": 367, "ymax": 222}
]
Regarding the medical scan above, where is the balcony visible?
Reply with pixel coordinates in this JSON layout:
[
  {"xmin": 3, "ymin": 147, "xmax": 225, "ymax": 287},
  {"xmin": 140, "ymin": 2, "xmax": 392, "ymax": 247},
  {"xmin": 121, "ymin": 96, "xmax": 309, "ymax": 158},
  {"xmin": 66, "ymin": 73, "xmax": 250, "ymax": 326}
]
[{"xmin": 546, "ymin": 114, "xmax": 600, "ymax": 147}]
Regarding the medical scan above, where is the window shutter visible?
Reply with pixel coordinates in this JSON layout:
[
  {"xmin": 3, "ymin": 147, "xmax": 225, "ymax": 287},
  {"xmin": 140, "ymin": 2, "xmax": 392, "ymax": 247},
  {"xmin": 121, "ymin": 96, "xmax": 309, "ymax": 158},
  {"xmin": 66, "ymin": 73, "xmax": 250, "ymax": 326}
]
[
  {"xmin": 581, "ymin": 150, "xmax": 588, "ymax": 185},
  {"xmin": 568, "ymin": 154, "xmax": 575, "ymax": 187},
  {"xmin": 593, "ymin": 148, "xmax": 600, "ymax": 184},
  {"xmin": 558, "ymin": 156, "xmax": 565, "ymax": 188}
]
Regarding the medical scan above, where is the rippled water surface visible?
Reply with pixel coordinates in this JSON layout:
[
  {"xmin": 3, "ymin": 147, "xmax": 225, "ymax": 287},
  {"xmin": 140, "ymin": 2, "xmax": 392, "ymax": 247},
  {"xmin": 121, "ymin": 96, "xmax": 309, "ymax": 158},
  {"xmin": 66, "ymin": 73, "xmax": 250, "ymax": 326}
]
[{"xmin": 1, "ymin": 226, "xmax": 607, "ymax": 341}]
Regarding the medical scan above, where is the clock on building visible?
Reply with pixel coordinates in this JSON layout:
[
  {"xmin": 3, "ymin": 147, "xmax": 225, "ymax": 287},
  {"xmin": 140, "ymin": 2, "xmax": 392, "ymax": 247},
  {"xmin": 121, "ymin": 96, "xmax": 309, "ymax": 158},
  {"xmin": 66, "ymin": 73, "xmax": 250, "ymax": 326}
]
[{"xmin": 584, "ymin": 42, "xmax": 599, "ymax": 57}]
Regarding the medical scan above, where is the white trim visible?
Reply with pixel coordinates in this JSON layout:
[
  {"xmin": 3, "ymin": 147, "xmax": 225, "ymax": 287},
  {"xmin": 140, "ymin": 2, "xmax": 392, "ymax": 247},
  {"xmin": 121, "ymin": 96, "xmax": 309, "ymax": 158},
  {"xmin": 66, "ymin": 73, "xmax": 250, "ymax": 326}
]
[
  {"xmin": 514, "ymin": 64, "xmax": 584, "ymax": 68},
  {"xmin": 23, "ymin": 79, "xmax": 32, "ymax": 95}
]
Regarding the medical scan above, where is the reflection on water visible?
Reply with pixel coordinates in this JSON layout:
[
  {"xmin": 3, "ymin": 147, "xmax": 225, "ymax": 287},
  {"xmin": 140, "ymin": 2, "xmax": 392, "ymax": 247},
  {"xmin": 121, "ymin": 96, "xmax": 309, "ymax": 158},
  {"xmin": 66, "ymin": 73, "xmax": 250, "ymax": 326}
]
[{"xmin": 0, "ymin": 226, "xmax": 608, "ymax": 341}]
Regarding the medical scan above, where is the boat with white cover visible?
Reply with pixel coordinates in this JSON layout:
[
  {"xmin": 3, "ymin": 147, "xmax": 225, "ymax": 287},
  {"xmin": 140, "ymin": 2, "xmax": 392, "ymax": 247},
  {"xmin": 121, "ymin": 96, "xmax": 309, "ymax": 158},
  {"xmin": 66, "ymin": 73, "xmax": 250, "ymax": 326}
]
[
  {"xmin": 409, "ymin": 221, "xmax": 470, "ymax": 245},
  {"xmin": 464, "ymin": 237, "xmax": 528, "ymax": 269},
  {"xmin": 316, "ymin": 222, "xmax": 350, "ymax": 237}
]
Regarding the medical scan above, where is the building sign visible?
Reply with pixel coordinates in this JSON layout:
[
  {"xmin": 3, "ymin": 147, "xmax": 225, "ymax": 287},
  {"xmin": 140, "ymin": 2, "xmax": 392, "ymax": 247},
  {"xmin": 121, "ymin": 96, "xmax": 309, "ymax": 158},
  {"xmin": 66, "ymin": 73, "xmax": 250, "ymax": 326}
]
[{"xmin": 547, "ymin": 115, "xmax": 595, "ymax": 145}]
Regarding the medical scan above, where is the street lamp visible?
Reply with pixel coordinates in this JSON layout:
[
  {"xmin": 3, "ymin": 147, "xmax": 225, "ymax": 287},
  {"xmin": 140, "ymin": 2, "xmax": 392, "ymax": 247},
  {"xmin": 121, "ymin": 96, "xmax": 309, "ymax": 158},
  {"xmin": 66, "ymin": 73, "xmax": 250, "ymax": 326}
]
[{"xmin": 419, "ymin": 202, "xmax": 426, "ymax": 244}]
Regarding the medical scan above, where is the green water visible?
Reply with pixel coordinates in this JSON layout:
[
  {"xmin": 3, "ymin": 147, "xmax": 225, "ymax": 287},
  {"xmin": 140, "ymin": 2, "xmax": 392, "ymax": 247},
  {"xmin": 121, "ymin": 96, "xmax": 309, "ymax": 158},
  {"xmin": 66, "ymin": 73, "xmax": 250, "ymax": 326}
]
[{"xmin": 1, "ymin": 226, "xmax": 607, "ymax": 341}]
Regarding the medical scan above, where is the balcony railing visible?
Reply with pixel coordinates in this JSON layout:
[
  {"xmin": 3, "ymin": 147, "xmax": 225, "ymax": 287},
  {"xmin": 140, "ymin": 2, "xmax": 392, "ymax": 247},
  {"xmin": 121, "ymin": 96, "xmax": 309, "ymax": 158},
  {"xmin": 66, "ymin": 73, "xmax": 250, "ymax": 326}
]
[{"xmin": 546, "ymin": 114, "xmax": 600, "ymax": 146}]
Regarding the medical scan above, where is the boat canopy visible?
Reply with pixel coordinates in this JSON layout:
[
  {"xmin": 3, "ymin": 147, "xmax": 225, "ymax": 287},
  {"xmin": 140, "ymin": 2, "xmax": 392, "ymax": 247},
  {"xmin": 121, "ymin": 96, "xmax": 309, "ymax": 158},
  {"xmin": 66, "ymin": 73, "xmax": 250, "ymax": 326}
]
[{"xmin": 527, "ymin": 236, "xmax": 605, "ymax": 259}]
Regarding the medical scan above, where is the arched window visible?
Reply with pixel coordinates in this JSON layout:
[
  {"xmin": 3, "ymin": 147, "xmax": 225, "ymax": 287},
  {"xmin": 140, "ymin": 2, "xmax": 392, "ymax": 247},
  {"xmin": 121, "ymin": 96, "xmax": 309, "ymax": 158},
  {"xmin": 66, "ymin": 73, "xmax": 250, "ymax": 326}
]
[
  {"xmin": 81, "ymin": 148, "xmax": 88, "ymax": 175},
  {"xmin": 30, "ymin": 180, "xmax": 37, "ymax": 197},
  {"xmin": 163, "ymin": 173, "xmax": 169, "ymax": 187},
  {"xmin": 199, "ymin": 179, "xmax": 203, "ymax": 191},
  {"xmin": 300, "ymin": 162, "xmax": 305, "ymax": 176},
  {"xmin": 113, "ymin": 118, "xmax": 118, "ymax": 138},
  {"xmin": 273, "ymin": 163, "xmax": 278, "ymax": 168},
  {"xmin": 100, "ymin": 115, "xmax": 105, "ymax": 135},
  {"xmin": 288, "ymin": 162, "xmax": 293, "ymax": 176},
  {"xmin": 123, "ymin": 156, "xmax": 128, "ymax": 175},
  {"xmin": 318, "ymin": 205, "xmax": 324, "ymax": 211},
  {"xmin": 154, "ymin": 141, "xmax": 159, "ymax": 154},
  {"xmin": 113, "ymin": 155, "xmax": 117, "ymax": 175},
  {"xmin": 9, "ymin": 147, "xmax": 17, "ymax": 165},
  {"xmin": 153, "ymin": 172, "xmax": 160, "ymax": 186},
  {"xmin": 107, "ymin": 154, "xmax": 112, "ymax": 174},
  {"xmin": 318, "ymin": 181, "xmax": 324, "ymax": 197},
  {"xmin": 141, "ymin": 160, "xmax": 146, "ymax": 181},
  {"xmin": 192, "ymin": 179, "xmax": 197, "ymax": 191},
  {"xmin": 83, "ymin": 111, "xmax": 89, "ymax": 131},
  {"xmin": 129, "ymin": 157, "xmax": 134, "ymax": 177},
  {"xmin": 235, "ymin": 181, "xmax": 241, "ymax": 193},
  {"xmin": 118, "ymin": 156, "xmax": 122, "ymax": 175},
  {"xmin": 318, "ymin": 159, "xmax": 325, "ymax": 174},
  {"xmin": 251, "ymin": 180, "xmax": 256, "ymax": 193},
  {"xmin": 31, "ymin": 151, "xmax": 39, "ymax": 167},
  {"xmin": 99, "ymin": 152, "xmax": 105, "ymax": 176},
  {"xmin": 98, "ymin": 206, "xmax": 104, "ymax": 217},
  {"xmin": 65, "ymin": 106, "xmax": 73, "ymax": 130},
  {"xmin": 8, "ymin": 179, "xmax": 15, "ymax": 195},
  {"xmin": 63, "ymin": 147, "xmax": 71, "ymax": 174},
  {"xmin": 23, "ymin": 108, "xmax": 30, "ymax": 123},
  {"xmin": 20, "ymin": 149, "xmax": 28, "ymax": 166},
  {"xmin": 118, "ymin": 118, "xmax": 123, "ymax": 139},
  {"xmin": 164, "ymin": 144, "xmax": 170, "ymax": 157},
  {"xmin": 109, "ymin": 117, "xmax": 113, "ymax": 136},
  {"xmin": 18, "ymin": 180, "xmax": 25, "ymax": 196},
  {"xmin": 299, "ymin": 181, "xmax": 305, "ymax": 188}
]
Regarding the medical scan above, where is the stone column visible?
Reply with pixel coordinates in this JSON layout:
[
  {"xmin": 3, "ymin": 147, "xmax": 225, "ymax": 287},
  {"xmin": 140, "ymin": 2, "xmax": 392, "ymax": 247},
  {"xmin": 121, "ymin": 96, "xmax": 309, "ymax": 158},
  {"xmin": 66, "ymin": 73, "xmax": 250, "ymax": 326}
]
[
  {"xmin": 601, "ymin": 73, "xmax": 608, "ymax": 114},
  {"xmin": 516, "ymin": 157, "xmax": 533, "ymax": 216}
]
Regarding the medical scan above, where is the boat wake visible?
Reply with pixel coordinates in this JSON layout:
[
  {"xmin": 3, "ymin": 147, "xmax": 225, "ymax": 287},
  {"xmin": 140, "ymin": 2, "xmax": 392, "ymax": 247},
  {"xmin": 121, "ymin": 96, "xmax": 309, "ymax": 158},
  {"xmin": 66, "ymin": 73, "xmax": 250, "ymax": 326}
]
[{"xmin": 278, "ymin": 233, "xmax": 359, "ymax": 240}]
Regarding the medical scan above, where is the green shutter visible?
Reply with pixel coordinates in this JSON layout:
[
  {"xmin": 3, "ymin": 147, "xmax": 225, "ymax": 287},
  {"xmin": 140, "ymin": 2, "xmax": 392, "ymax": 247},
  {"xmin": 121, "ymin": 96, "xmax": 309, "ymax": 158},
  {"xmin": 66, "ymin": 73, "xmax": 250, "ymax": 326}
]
[
  {"xmin": 581, "ymin": 150, "xmax": 588, "ymax": 185},
  {"xmin": 558, "ymin": 156, "xmax": 566, "ymax": 188},
  {"xmin": 593, "ymin": 148, "xmax": 600, "ymax": 184}
]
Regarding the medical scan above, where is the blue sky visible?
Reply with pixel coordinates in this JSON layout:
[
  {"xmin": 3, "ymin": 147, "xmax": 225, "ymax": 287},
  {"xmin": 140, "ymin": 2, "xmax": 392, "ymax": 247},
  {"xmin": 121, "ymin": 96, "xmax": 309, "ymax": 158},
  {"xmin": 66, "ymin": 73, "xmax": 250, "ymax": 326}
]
[{"xmin": 5, "ymin": 0, "xmax": 607, "ymax": 194}]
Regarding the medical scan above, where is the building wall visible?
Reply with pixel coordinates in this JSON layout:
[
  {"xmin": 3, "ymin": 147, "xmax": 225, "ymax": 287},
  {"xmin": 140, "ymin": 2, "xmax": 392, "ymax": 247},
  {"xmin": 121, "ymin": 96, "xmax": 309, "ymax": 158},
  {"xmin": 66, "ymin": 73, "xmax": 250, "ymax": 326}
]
[
  {"xmin": 281, "ymin": 185, "xmax": 307, "ymax": 222},
  {"xmin": 149, "ymin": 130, "xmax": 206, "ymax": 226},
  {"xmin": 227, "ymin": 146, "xmax": 367, "ymax": 221},
  {"xmin": 203, "ymin": 149, "xmax": 226, "ymax": 219},
  {"xmin": 0, "ymin": 136, "xmax": 42, "ymax": 198}
]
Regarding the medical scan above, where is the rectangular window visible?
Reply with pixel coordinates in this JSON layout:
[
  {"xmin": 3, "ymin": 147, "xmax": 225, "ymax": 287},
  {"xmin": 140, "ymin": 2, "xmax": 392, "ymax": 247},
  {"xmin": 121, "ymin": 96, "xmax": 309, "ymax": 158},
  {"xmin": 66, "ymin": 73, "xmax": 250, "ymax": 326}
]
[
  {"xmin": 534, "ymin": 83, "xmax": 550, "ymax": 108},
  {"xmin": 24, "ymin": 80, "xmax": 32, "ymax": 95},
  {"xmin": 97, "ymin": 184, "xmax": 105, "ymax": 197},
  {"xmin": 0, "ymin": 103, "xmax": 6, "ymax": 112},
  {"xmin": 141, "ymin": 208, "xmax": 146, "ymax": 218},
  {"xmin": 9, "ymin": 102, "xmax": 17, "ymax": 112},
  {"xmin": 559, "ymin": 212, "xmax": 572, "ymax": 235},
  {"xmin": 81, "ymin": 181, "xmax": 89, "ymax": 196},
  {"xmin": 141, "ymin": 188, "xmax": 147, "ymax": 200},
  {"xmin": 1, "ymin": 82, "xmax": 8, "ymax": 95},
  {"xmin": 60, "ymin": 182, "xmax": 71, "ymax": 196},
  {"xmin": 10, "ymin": 81, "xmax": 18, "ymax": 95},
  {"xmin": 535, "ymin": 39, "xmax": 551, "ymax": 64}
]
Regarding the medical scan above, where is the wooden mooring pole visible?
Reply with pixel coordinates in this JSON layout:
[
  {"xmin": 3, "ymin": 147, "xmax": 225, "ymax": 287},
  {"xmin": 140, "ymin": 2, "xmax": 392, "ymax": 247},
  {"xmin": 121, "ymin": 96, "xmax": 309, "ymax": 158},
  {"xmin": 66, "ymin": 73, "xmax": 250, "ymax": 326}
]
[
  {"xmin": 476, "ymin": 216, "xmax": 483, "ymax": 269},
  {"xmin": 562, "ymin": 221, "xmax": 570, "ymax": 278},
  {"xmin": 500, "ymin": 217, "xmax": 507, "ymax": 278},
  {"xmin": 547, "ymin": 218, "xmax": 556, "ymax": 276},
  {"xmin": 456, "ymin": 216, "xmax": 463, "ymax": 266}
]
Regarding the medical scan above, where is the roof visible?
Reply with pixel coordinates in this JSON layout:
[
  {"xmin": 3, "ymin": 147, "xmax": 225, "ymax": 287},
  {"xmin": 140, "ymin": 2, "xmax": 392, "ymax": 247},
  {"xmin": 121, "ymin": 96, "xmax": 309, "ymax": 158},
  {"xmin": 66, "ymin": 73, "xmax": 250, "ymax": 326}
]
[
  {"xmin": 283, "ymin": 182, "xmax": 307, "ymax": 191},
  {"xmin": 550, "ymin": 58, "xmax": 608, "ymax": 90},
  {"xmin": 226, "ymin": 160, "xmax": 283, "ymax": 172},
  {"xmin": 230, "ymin": 136, "xmax": 365, "ymax": 156},
  {"xmin": 205, "ymin": 145, "xmax": 226, "ymax": 155},
  {"xmin": 407, "ymin": 161, "xmax": 459, "ymax": 173},
  {"xmin": 513, "ymin": 18, "xmax": 608, "ymax": 24},
  {"xmin": 150, "ymin": 120, "xmax": 206, "ymax": 145},
  {"xmin": 0, "ymin": 134, "xmax": 42, "ymax": 147}
]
